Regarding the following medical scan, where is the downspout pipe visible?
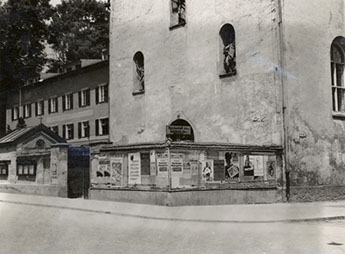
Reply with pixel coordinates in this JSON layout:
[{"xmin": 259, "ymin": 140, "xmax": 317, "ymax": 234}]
[{"xmin": 277, "ymin": 0, "xmax": 290, "ymax": 202}]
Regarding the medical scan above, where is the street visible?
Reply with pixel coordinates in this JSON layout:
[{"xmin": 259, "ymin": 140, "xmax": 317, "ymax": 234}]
[{"xmin": 1, "ymin": 198, "xmax": 345, "ymax": 254}]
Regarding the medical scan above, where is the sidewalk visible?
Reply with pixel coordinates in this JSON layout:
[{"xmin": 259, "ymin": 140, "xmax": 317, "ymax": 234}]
[{"xmin": 1, "ymin": 192, "xmax": 345, "ymax": 223}]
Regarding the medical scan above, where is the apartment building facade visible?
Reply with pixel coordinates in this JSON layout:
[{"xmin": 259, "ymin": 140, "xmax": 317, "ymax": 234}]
[{"xmin": 5, "ymin": 60, "xmax": 110, "ymax": 146}]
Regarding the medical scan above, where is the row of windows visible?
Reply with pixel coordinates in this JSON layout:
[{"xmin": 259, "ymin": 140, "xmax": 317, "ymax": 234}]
[
  {"xmin": 11, "ymin": 84, "xmax": 108, "ymax": 121},
  {"xmin": 0, "ymin": 161, "xmax": 39, "ymax": 182},
  {"xmin": 132, "ymin": 23, "xmax": 236, "ymax": 94},
  {"xmin": 50, "ymin": 118, "xmax": 109, "ymax": 140}
]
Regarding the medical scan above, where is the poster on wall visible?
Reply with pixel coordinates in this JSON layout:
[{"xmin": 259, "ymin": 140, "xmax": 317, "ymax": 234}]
[
  {"xmin": 157, "ymin": 153, "xmax": 168, "ymax": 173},
  {"xmin": 183, "ymin": 162, "xmax": 192, "ymax": 178},
  {"xmin": 110, "ymin": 156, "xmax": 123, "ymax": 186},
  {"xmin": 243, "ymin": 155, "xmax": 254, "ymax": 177},
  {"xmin": 224, "ymin": 152, "xmax": 240, "ymax": 180},
  {"xmin": 171, "ymin": 153, "xmax": 183, "ymax": 172},
  {"xmin": 98, "ymin": 160, "xmax": 111, "ymax": 177},
  {"xmin": 253, "ymin": 156, "xmax": 264, "ymax": 177},
  {"xmin": 201, "ymin": 160, "xmax": 214, "ymax": 182},
  {"xmin": 128, "ymin": 153, "xmax": 141, "ymax": 184},
  {"xmin": 191, "ymin": 161, "xmax": 199, "ymax": 176},
  {"xmin": 267, "ymin": 161, "xmax": 276, "ymax": 180}
]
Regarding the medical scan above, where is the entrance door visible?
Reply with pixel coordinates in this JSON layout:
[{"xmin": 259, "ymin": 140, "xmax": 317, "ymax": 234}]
[{"xmin": 68, "ymin": 146, "xmax": 90, "ymax": 198}]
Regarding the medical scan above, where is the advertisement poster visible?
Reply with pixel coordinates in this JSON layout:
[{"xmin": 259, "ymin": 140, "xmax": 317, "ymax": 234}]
[
  {"xmin": 243, "ymin": 155, "xmax": 254, "ymax": 177},
  {"xmin": 128, "ymin": 153, "xmax": 141, "ymax": 184},
  {"xmin": 183, "ymin": 162, "xmax": 192, "ymax": 178},
  {"xmin": 97, "ymin": 160, "xmax": 110, "ymax": 177},
  {"xmin": 253, "ymin": 156, "xmax": 264, "ymax": 177},
  {"xmin": 157, "ymin": 153, "xmax": 168, "ymax": 173},
  {"xmin": 224, "ymin": 152, "xmax": 240, "ymax": 179},
  {"xmin": 171, "ymin": 153, "xmax": 183, "ymax": 172},
  {"xmin": 191, "ymin": 161, "xmax": 199, "ymax": 175},
  {"xmin": 110, "ymin": 156, "xmax": 123, "ymax": 185},
  {"xmin": 267, "ymin": 161, "xmax": 276, "ymax": 180},
  {"xmin": 201, "ymin": 160, "xmax": 214, "ymax": 182}
]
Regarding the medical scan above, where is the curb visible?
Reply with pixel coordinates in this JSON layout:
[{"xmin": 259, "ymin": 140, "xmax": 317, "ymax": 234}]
[{"xmin": 1, "ymin": 199, "xmax": 345, "ymax": 224}]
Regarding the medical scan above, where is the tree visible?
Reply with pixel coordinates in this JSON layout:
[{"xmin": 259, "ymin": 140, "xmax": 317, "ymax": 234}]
[
  {"xmin": 0, "ymin": 0, "xmax": 52, "ymax": 87},
  {"xmin": 48, "ymin": 0, "xmax": 110, "ymax": 71}
]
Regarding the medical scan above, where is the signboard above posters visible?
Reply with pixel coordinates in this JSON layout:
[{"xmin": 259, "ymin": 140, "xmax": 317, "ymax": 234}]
[{"xmin": 166, "ymin": 126, "xmax": 191, "ymax": 135}]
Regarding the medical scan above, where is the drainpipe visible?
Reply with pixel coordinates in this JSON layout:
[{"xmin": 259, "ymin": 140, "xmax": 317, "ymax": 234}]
[{"xmin": 277, "ymin": 0, "xmax": 290, "ymax": 202}]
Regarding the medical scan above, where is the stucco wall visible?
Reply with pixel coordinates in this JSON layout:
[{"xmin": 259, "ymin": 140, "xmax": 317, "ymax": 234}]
[
  {"xmin": 109, "ymin": 0, "xmax": 283, "ymax": 146},
  {"xmin": 282, "ymin": 0, "xmax": 345, "ymax": 200}
]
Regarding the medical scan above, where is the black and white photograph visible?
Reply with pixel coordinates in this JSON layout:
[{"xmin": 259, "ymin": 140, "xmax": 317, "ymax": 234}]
[{"xmin": 1, "ymin": 0, "xmax": 345, "ymax": 253}]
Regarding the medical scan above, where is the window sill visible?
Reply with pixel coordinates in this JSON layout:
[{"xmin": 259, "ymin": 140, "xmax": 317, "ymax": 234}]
[
  {"xmin": 332, "ymin": 111, "xmax": 345, "ymax": 119},
  {"xmin": 219, "ymin": 71, "xmax": 237, "ymax": 79},
  {"xmin": 169, "ymin": 22, "xmax": 186, "ymax": 30},
  {"xmin": 79, "ymin": 105, "xmax": 89, "ymax": 108},
  {"xmin": 132, "ymin": 90, "xmax": 145, "ymax": 96},
  {"xmin": 98, "ymin": 100, "xmax": 108, "ymax": 104}
]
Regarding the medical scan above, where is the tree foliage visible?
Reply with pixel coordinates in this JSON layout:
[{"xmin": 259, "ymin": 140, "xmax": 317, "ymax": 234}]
[
  {"xmin": 0, "ymin": 0, "xmax": 52, "ymax": 87},
  {"xmin": 48, "ymin": 0, "xmax": 110, "ymax": 71}
]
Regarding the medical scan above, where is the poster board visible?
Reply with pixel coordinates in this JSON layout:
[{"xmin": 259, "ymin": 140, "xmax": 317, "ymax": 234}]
[
  {"xmin": 201, "ymin": 160, "xmax": 214, "ymax": 182},
  {"xmin": 128, "ymin": 153, "xmax": 141, "ymax": 184},
  {"xmin": 157, "ymin": 153, "xmax": 168, "ymax": 175},
  {"xmin": 171, "ymin": 153, "xmax": 183, "ymax": 172},
  {"xmin": 110, "ymin": 155, "xmax": 123, "ymax": 186}
]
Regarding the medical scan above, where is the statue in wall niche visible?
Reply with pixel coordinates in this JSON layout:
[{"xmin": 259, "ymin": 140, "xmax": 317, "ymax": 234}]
[
  {"xmin": 135, "ymin": 62, "xmax": 145, "ymax": 91},
  {"xmin": 171, "ymin": 0, "xmax": 185, "ymax": 24},
  {"xmin": 223, "ymin": 43, "xmax": 236, "ymax": 74}
]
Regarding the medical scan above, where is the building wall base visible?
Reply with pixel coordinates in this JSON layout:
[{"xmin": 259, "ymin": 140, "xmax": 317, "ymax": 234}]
[
  {"xmin": 89, "ymin": 188, "xmax": 282, "ymax": 206},
  {"xmin": 0, "ymin": 183, "xmax": 63, "ymax": 197},
  {"xmin": 289, "ymin": 185, "xmax": 345, "ymax": 202}
]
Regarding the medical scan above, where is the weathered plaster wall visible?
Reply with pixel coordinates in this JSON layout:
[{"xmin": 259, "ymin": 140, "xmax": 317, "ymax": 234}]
[
  {"xmin": 110, "ymin": 0, "xmax": 283, "ymax": 146},
  {"xmin": 282, "ymin": 0, "xmax": 345, "ymax": 200}
]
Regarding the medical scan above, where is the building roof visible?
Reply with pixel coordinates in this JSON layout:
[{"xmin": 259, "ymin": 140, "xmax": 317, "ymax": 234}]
[{"xmin": 0, "ymin": 124, "xmax": 66, "ymax": 147}]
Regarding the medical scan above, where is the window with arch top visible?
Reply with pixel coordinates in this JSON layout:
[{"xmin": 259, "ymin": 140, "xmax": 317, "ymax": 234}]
[
  {"xmin": 219, "ymin": 24, "xmax": 236, "ymax": 78},
  {"xmin": 133, "ymin": 51, "xmax": 145, "ymax": 95},
  {"xmin": 331, "ymin": 37, "xmax": 345, "ymax": 113}
]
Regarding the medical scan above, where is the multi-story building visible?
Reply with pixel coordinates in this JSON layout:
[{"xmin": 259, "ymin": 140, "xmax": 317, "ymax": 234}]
[
  {"xmin": 88, "ymin": 0, "xmax": 345, "ymax": 205},
  {"xmin": 5, "ymin": 59, "xmax": 109, "ymax": 147}
]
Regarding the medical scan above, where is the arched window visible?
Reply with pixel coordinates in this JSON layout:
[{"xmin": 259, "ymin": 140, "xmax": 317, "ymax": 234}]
[
  {"xmin": 133, "ymin": 52, "xmax": 145, "ymax": 94},
  {"xmin": 331, "ymin": 37, "xmax": 345, "ymax": 112},
  {"xmin": 170, "ymin": 0, "xmax": 186, "ymax": 29},
  {"xmin": 219, "ymin": 24, "xmax": 236, "ymax": 78},
  {"xmin": 166, "ymin": 119, "xmax": 194, "ymax": 142}
]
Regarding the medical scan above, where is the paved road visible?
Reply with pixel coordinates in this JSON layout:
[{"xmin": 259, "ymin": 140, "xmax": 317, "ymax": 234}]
[{"xmin": 1, "ymin": 201, "xmax": 345, "ymax": 254}]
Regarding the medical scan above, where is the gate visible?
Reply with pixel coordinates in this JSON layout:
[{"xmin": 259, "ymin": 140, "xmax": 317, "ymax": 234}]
[{"xmin": 68, "ymin": 146, "xmax": 90, "ymax": 198}]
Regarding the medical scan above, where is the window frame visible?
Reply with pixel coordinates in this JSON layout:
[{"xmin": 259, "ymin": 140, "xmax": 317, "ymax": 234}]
[
  {"xmin": 23, "ymin": 103, "xmax": 32, "ymax": 119},
  {"xmin": 96, "ymin": 118, "xmax": 109, "ymax": 136},
  {"xmin": 331, "ymin": 39, "xmax": 345, "ymax": 116},
  {"xmin": 0, "ymin": 162, "xmax": 9, "ymax": 180},
  {"xmin": 17, "ymin": 161, "xmax": 36, "ymax": 182},
  {"xmin": 79, "ymin": 89, "xmax": 90, "ymax": 107},
  {"xmin": 64, "ymin": 123, "xmax": 74, "ymax": 140},
  {"xmin": 12, "ymin": 106, "xmax": 19, "ymax": 121},
  {"xmin": 96, "ymin": 84, "xmax": 108, "ymax": 104},
  {"xmin": 63, "ymin": 93, "xmax": 74, "ymax": 111},
  {"xmin": 49, "ymin": 97, "xmax": 58, "ymax": 114},
  {"xmin": 36, "ymin": 100, "xmax": 44, "ymax": 116}
]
